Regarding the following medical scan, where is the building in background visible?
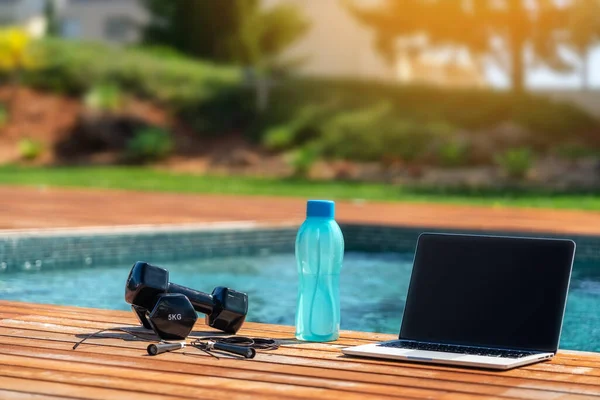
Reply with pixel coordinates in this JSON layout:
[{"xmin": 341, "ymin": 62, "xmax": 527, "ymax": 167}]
[
  {"xmin": 0, "ymin": 0, "xmax": 46, "ymax": 37},
  {"xmin": 57, "ymin": 0, "xmax": 147, "ymax": 43},
  {"xmin": 0, "ymin": 0, "xmax": 147, "ymax": 43}
]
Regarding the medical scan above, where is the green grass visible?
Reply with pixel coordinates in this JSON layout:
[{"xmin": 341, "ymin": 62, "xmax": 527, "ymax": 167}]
[{"xmin": 1, "ymin": 165, "xmax": 600, "ymax": 210}]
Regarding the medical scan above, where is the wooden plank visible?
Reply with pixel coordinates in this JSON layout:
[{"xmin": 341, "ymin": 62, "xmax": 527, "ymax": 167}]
[
  {"xmin": 0, "ymin": 352, "xmax": 450, "ymax": 400},
  {"xmin": 1, "ymin": 316, "xmax": 599, "ymax": 378},
  {"xmin": 0, "ymin": 376, "xmax": 181, "ymax": 400},
  {"xmin": 0, "ymin": 358, "xmax": 401, "ymax": 400},
  {"xmin": 1, "ymin": 318, "xmax": 598, "ymax": 382},
  {"xmin": 0, "ymin": 318, "xmax": 594, "ymax": 383},
  {"xmin": 1, "ymin": 331, "xmax": 600, "ymax": 399},
  {"xmin": 4, "ymin": 311, "xmax": 599, "ymax": 372},
  {"xmin": 9, "ymin": 313, "xmax": 600, "ymax": 368},
  {"xmin": 2, "ymin": 301, "xmax": 600, "ymax": 400},
  {"xmin": 0, "ymin": 389, "xmax": 76, "ymax": 400},
  {"xmin": 5, "ymin": 311, "xmax": 600, "ymax": 369},
  {"xmin": 0, "ymin": 343, "xmax": 582, "ymax": 400},
  {"xmin": 0, "ymin": 344, "xmax": 548, "ymax": 400},
  {"xmin": 0, "ymin": 314, "xmax": 21, "ymax": 320}
]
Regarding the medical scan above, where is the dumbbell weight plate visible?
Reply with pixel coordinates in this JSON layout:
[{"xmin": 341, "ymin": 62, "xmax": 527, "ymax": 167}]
[{"xmin": 147, "ymin": 293, "xmax": 198, "ymax": 340}]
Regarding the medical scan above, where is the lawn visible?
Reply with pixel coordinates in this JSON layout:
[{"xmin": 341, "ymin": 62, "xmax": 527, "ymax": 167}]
[{"xmin": 1, "ymin": 165, "xmax": 599, "ymax": 210}]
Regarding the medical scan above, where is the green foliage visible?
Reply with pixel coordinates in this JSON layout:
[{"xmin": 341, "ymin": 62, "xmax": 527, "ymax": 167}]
[
  {"xmin": 311, "ymin": 103, "xmax": 454, "ymax": 163},
  {"xmin": 265, "ymin": 102, "xmax": 458, "ymax": 164},
  {"xmin": 261, "ymin": 78, "xmax": 598, "ymax": 144},
  {"xmin": 263, "ymin": 105, "xmax": 332, "ymax": 151},
  {"xmin": 246, "ymin": 2, "xmax": 310, "ymax": 69},
  {"xmin": 0, "ymin": 103, "xmax": 7, "ymax": 128},
  {"xmin": 140, "ymin": 0, "xmax": 309, "ymax": 68},
  {"xmin": 126, "ymin": 127, "xmax": 174, "ymax": 162},
  {"xmin": 18, "ymin": 138, "xmax": 43, "ymax": 161},
  {"xmin": 437, "ymin": 140, "xmax": 470, "ymax": 167},
  {"xmin": 554, "ymin": 142, "xmax": 600, "ymax": 160},
  {"xmin": 25, "ymin": 39, "xmax": 240, "ymax": 103},
  {"xmin": 19, "ymin": 40, "xmax": 600, "ymax": 157},
  {"xmin": 317, "ymin": 103, "xmax": 393, "ymax": 161},
  {"xmin": 286, "ymin": 146, "xmax": 320, "ymax": 178},
  {"xmin": 495, "ymin": 148, "xmax": 534, "ymax": 180},
  {"xmin": 84, "ymin": 83, "xmax": 123, "ymax": 112},
  {"xmin": 4, "ymin": 165, "xmax": 600, "ymax": 210},
  {"xmin": 44, "ymin": 0, "xmax": 60, "ymax": 37},
  {"xmin": 24, "ymin": 39, "xmax": 242, "ymax": 132}
]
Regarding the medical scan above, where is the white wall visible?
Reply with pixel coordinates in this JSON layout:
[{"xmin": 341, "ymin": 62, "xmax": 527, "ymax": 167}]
[
  {"xmin": 264, "ymin": 0, "xmax": 395, "ymax": 80},
  {"xmin": 60, "ymin": 0, "xmax": 147, "ymax": 43}
]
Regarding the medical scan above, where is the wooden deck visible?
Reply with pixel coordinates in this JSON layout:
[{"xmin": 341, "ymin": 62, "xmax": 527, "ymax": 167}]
[
  {"xmin": 3, "ymin": 185, "xmax": 600, "ymax": 235},
  {"xmin": 0, "ymin": 301, "xmax": 599, "ymax": 400}
]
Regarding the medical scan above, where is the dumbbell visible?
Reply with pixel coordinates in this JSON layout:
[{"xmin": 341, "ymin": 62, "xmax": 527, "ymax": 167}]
[
  {"xmin": 125, "ymin": 261, "xmax": 249, "ymax": 339},
  {"xmin": 133, "ymin": 293, "xmax": 198, "ymax": 340}
]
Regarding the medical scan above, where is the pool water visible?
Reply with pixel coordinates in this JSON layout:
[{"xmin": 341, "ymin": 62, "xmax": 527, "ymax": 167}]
[{"xmin": 1, "ymin": 252, "xmax": 599, "ymax": 352}]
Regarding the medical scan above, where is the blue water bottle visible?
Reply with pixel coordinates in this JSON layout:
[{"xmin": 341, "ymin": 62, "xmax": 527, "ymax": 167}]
[{"xmin": 295, "ymin": 200, "xmax": 344, "ymax": 342}]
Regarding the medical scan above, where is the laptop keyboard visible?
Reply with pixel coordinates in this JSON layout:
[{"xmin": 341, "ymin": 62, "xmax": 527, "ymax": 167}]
[{"xmin": 379, "ymin": 340, "xmax": 535, "ymax": 358}]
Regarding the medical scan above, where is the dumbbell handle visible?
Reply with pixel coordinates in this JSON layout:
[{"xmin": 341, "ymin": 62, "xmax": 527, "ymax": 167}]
[{"xmin": 168, "ymin": 283, "xmax": 214, "ymax": 315}]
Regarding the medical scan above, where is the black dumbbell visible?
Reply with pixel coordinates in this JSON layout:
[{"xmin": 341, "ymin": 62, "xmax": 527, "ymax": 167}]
[
  {"xmin": 136, "ymin": 293, "xmax": 198, "ymax": 340},
  {"xmin": 125, "ymin": 261, "xmax": 248, "ymax": 335}
]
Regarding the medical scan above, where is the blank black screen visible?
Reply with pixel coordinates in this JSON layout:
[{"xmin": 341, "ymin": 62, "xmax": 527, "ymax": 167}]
[{"xmin": 399, "ymin": 234, "xmax": 575, "ymax": 353}]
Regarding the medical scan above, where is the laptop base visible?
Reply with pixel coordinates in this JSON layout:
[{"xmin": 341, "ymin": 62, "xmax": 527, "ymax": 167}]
[{"xmin": 342, "ymin": 341, "xmax": 554, "ymax": 370}]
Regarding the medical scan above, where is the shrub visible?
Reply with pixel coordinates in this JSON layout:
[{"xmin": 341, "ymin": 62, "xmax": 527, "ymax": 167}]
[
  {"xmin": 84, "ymin": 83, "xmax": 123, "ymax": 112},
  {"xmin": 0, "ymin": 103, "xmax": 7, "ymax": 128},
  {"xmin": 18, "ymin": 138, "xmax": 43, "ymax": 160},
  {"xmin": 383, "ymin": 121, "xmax": 455, "ymax": 163},
  {"xmin": 23, "ymin": 39, "xmax": 243, "ymax": 133},
  {"xmin": 314, "ymin": 103, "xmax": 454, "ymax": 163},
  {"xmin": 437, "ymin": 140, "xmax": 470, "ymax": 167},
  {"xmin": 554, "ymin": 142, "xmax": 600, "ymax": 160},
  {"xmin": 286, "ymin": 146, "xmax": 320, "ymax": 178},
  {"xmin": 18, "ymin": 39, "xmax": 600, "ymax": 151},
  {"xmin": 126, "ymin": 127, "xmax": 174, "ymax": 162},
  {"xmin": 26, "ymin": 39, "xmax": 240, "ymax": 99},
  {"xmin": 316, "ymin": 103, "xmax": 390, "ymax": 162},
  {"xmin": 495, "ymin": 147, "xmax": 534, "ymax": 179},
  {"xmin": 262, "ymin": 78, "xmax": 599, "ymax": 145},
  {"xmin": 263, "ymin": 104, "xmax": 336, "ymax": 151}
]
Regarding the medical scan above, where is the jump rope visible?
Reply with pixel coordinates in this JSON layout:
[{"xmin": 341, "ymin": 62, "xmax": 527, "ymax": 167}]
[{"xmin": 72, "ymin": 327, "xmax": 279, "ymax": 359}]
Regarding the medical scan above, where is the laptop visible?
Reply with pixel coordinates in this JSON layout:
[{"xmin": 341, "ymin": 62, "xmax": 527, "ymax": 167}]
[{"xmin": 342, "ymin": 233, "xmax": 576, "ymax": 370}]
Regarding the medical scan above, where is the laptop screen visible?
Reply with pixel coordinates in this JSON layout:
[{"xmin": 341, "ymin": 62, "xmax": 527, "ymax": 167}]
[{"xmin": 399, "ymin": 234, "xmax": 575, "ymax": 353}]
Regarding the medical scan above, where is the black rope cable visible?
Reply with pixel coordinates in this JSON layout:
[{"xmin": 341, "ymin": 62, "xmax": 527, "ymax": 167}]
[
  {"xmin": 191, "ymin": 336, "xmax": 280, "ymax": 351},
  {"xmin": 72, "ymin": 327, "xmax": 158, "ymax": 350},
  {"xmin": 73, "ymin": 329, "xmax": 279, "ymax": 357}
]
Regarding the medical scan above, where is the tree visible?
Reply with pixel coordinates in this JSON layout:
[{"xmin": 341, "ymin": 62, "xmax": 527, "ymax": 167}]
[
  {"xmin": 44, "ymin": 0, "xmax": 60, "ymax": 37},
  {"xmin": 344, "ymin": 0, "xmax": 592, "ymax": 92},
  {"xmin": 140, "ymin": 0, "xmax": 309, "ymax": 70},
  {"xmin": 568, "ymin": 0, "xmax": 600, "ymax": 89}
]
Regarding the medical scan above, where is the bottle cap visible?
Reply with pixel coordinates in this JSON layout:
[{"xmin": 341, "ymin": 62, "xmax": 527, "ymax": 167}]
[{"xmin": 306, "ymin": 200, "xmax": 335, "ymax": 218}]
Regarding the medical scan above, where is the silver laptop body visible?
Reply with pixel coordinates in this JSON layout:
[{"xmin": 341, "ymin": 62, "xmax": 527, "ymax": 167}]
[{"xmin": 343, "ymin": 233, "xmax": 576, "ymax": 370}]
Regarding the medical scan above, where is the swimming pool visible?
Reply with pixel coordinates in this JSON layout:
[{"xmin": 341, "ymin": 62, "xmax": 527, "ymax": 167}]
[{"xmin": 1, "ymin": 252, "xmax": 598, "ymax": 352}]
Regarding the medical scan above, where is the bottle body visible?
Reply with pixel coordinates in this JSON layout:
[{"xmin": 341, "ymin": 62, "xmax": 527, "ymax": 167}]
[{"xmin": 295, "ymin": 216, "xmax": 344, "ymax": 342}]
